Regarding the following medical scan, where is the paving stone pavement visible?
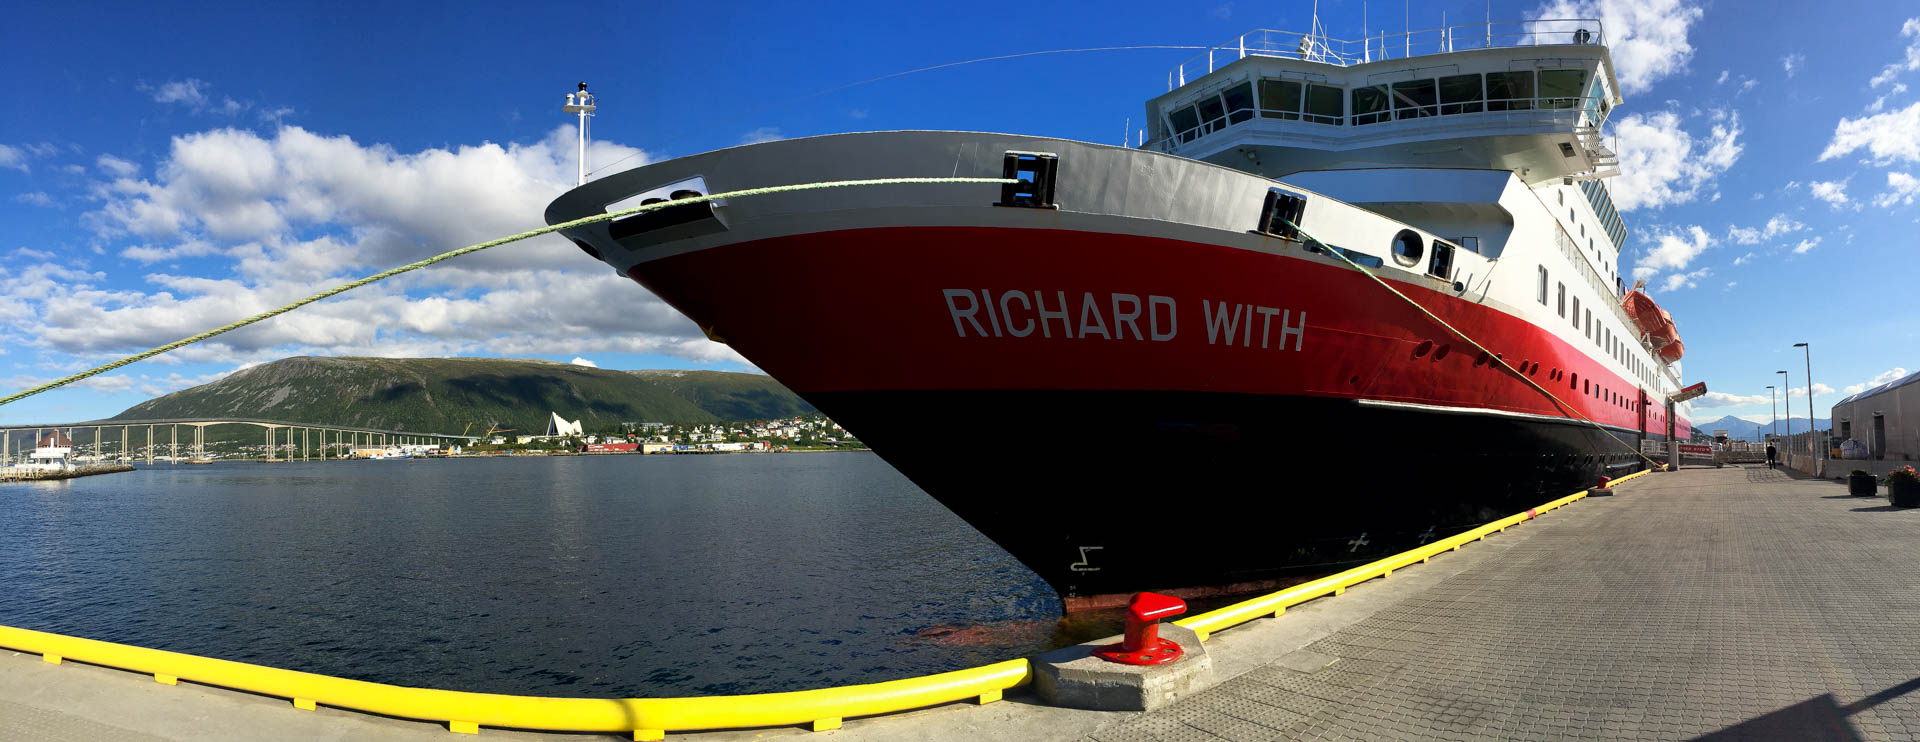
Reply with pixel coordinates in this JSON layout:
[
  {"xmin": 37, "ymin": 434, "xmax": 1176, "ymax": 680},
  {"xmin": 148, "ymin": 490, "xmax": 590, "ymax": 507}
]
[{"xmin": 1087, "ymin": 466, "xmax": 1920, "ymax": 741}]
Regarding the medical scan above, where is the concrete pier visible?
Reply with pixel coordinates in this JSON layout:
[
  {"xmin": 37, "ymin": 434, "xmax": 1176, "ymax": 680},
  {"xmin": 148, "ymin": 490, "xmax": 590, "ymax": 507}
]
[{"xmin": 6, "ymin": 465, "xmax": 1919, "ymax": 740}]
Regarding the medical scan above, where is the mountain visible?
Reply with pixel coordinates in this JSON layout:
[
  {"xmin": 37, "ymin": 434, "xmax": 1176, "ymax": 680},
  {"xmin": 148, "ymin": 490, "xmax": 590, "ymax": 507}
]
[
  {"xmin": 109, "ymin": 357, "xmax": 813, "ymax": 433},
  {"xmin": 1696, "ymin": 414, "xmax": 1832, "ymax": 442}
]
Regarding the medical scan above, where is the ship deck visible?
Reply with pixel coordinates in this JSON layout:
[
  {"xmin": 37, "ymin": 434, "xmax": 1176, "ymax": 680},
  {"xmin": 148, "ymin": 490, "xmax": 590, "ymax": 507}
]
[{"xmin": 6, "ymin": 464, "xmax": 1918, "ymax": 741}]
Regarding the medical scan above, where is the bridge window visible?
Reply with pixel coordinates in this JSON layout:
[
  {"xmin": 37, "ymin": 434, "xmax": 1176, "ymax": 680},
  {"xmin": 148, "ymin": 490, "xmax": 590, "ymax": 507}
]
[
  {"xmin": 1304, "ymin": 84, "xmax": 1344, "ymax": 125},
  {"xmin": 1352, "ymin": 85, "xmax": 1391, "ymax": 125},
  {"xmin": 1486, "ymin": 71, "xmax": 1534, "ymax": 111},
  {"xmin": 1195, "ymin": 96, "xmax": 1227, "ymax": 134},
  {"xmin": 1222, "ymin": 82, "xmax": 1255, "ymax": 124},
  {"xmin": 1259, "ymin": 79, "xmax": 1303, "ymax": 120},
  {"xmin": 1540, "ymin": 69, "xmax": 1587, "ymax": 110},
  {"xmin": 1439, "ymin": 74, "xmax": 1484, "ymax": 115},
  {"xmin": 1392, "ymin": 79, "xmax": 1438, "ymax": 119},
  {"xmin": 1169, "ymin": 106, "xmax": 1200, "ymax": 143}
]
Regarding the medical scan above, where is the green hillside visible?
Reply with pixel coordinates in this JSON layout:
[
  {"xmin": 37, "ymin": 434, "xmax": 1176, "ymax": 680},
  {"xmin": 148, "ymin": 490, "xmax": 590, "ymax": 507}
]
[{"xmin": 109, "ymin": 357, "xmax": 814, "ymax": 434}]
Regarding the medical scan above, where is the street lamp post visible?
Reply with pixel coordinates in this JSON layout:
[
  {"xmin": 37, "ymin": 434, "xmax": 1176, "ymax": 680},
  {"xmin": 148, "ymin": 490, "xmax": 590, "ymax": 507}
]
[
  {"xmin": 1794, "ymin": 342, "xmax": 1818, "ymax": 470},
  {"xmin": 1767, "ymin": 385, "xmax": 1777, "ymax": 441},
  {"xmin": 1778, "ymin": 370, "xmax": 1792, "ymax": 465}
]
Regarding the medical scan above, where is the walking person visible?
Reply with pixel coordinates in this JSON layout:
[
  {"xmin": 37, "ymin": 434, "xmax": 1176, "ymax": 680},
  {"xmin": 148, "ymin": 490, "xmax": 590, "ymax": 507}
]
[{"xmin": 1766, "ymin": 442, "xmax": 1778, "ymax": 470}]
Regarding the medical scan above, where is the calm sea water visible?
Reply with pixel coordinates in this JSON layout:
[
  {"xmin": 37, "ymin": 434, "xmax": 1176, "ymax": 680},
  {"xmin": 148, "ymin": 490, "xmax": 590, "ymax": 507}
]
[{"xmin": 0, "ymin": 453, "xmax": 1066, "ymax": 696}]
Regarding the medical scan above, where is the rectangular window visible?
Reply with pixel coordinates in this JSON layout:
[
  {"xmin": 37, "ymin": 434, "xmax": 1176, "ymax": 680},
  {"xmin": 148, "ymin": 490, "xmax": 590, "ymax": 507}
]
[
  {"xmin": 1486, "ymin": 71, "xmax": 1534, "ymax": 110},
  {"xmin": 1538, "ymin": 266, "xmax": 1549, "ymax": 304},
  {"xmin": 1557, "ymin": 283, "xmax": 1566, "ymax": 317},
  {"xmin": 1304, "ymin": 84, "xmax": 1343, "ymax": 125},
  {"xmin": 1539, "ymin": 69, "xmax": 1587, "ymax": 110},
  {"xmin": 1260, "ymin": 79, "xmax": 1302, "ymax": 120},
  {"xmin": 1169, "ymin": 105, "xmax": 1200, "ymax": 142},
  {"xmin": 1195, "ymin": 95, "xmax": 1227, "ymax": 135},
  {"xmin": 1351, "ymin": 85, "xmax": 1391, "ymax": 125},
  {"xmin": 1438, "ymin": 74, "xmax": 1484, "ymax": 115},
  {"xmin": 1221, "ymin": 82, "xmax": 1255, "ymax": 124},
  {"xmin": 1572, "ymin": 297, "xmax": 1581, "ymax": 329},
  {"xmin": 1391, "ymin": 79, "xmax": 1438, "ymax": 119},
  {"xmin": 1586, "ymin": 310, "xmax": 1593, "ymax": 340}
]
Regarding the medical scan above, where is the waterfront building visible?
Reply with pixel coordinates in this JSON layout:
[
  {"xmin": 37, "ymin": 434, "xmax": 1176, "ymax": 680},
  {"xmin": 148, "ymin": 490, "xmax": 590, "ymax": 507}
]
[{"xmin": 1831, "ymin": 368, "xmax": 1918, "ymax": 462}]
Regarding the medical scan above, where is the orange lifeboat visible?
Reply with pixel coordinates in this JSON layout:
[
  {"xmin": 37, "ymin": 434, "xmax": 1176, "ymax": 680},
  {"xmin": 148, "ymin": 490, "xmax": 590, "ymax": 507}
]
[{"xmin": 1621, "ymin": 290, "xmax": 1684, "ymax": 363}]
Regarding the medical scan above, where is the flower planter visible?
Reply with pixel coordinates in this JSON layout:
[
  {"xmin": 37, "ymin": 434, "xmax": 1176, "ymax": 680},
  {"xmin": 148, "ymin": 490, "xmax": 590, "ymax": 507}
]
[
  {"xmin": 1891, "ymin": 479, "xmax": 1920, "ymax": 508},
  {"xmin": 1849, "ymin": 473, "xmax": 1879, "ymax": 496}
]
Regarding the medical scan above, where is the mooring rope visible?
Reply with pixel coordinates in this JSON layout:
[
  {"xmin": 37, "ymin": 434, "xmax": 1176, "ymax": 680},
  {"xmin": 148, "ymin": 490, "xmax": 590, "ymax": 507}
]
[
  {"xmin": 0, "ymin": 176, "xmax": 1015, "ymax": 409},
  {"xmin": 1285, "ymin": 219, "xmax": 1667, "ymax": 470}
]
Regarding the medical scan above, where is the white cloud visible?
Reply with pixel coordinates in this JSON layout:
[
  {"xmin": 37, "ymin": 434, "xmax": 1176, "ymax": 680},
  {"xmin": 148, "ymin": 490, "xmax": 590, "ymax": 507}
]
[
  {"xmin": 96, "ymin": 154, "xmax": 140, "ymax": 178},
  {"xmin": 1659, "ymin": 266, "xmax": 1709, "ymax": 292},
  {"xmin": 1819, "ymin": 102, "xmax": 1920, "ymax": 164},
  {"xmin": 1607, "ymin": 110, "xmax": 1742, "ymax": 211},
  {"xmin": 1715, "ymin": 69, "xmax": 1728, "ymax": 85},
  {"xmin": 13, "ymin": 192, "xmax": 53, "ymax": 207},
  {"xmin": 0, "ymin": 144, "xmax": 28, "ymax": 173},
  {"xmin": 1809, "ymin": 179, "xmax": 1850, "ymax": 207},
  {"xmin": 569, "ymin": 356, "xmax": 598, "ymax": 368},
  {"xmin": 144, "ymin": 78, "xmax": 247, "ymax": 116},
  {"xmin": 1788, "ymin": 383, "xmax": 1835, "ymax": 398},
  {"xmin": 1790, "ymin": 236, "xmax": 1821, "ymax": 254},
  {"xmin": 1632, "ymin": 225, "xmax": 1713, "ymax": 286},
  {"xmin": 258, "ymin": 107, "xmax": 294, "ymax": 124},
  {"xmin": 740, "ymin": 127, "xmax": 783, "ymax": 145},
  {"xmin": 0, "ymin": 123, "xmax": 755, "ymax": 375},
  {"xmin": 1731, "ymin": 251, "xmax": 1754, "ymax": 265},
  {"xmin": 14, "ymin": 248, "xmax": 54, "ymax": 260},
  {"xmin": 1782, "ymin": 53, "xmax": 1804, "ymax": 78},
  {"xmin": 1867, "ymin": 82, "xmax": 1908, "ymax": 113},
  {"xmin": 1529, "ymin": 0, "xmax": 1703, "ymax": 95},
  {"xmin": 1870, "ymin": 18, "xmax": 1920, "ymax": 88},
  {"xmin": 1725, "ymin": 214, "xmax": 1804, "ymax": 244},
  {"xmin": 1872, "ymin": 171, "xmax": 1920, "ymax": 207},
  {"xmin": 1844, "ymin": 367, "xmax": 1910, "ymax": 394}
]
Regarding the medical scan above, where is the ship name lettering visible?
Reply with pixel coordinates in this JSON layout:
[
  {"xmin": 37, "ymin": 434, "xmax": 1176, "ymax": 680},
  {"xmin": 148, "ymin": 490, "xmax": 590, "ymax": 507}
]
[
  {"xmin": 1204, "ymin": 300, "xmax": 1304, "ymax": 350},
  {"xmin": 944, "ymin": 290, "xmax": 1177, "ymax": 342}
]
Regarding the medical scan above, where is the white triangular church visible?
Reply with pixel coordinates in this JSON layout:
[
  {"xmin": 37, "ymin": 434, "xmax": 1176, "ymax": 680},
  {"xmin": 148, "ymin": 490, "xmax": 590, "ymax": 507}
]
[{"xmin": 546, "ymin": 412, "xmax": 583, "ymax": 437}]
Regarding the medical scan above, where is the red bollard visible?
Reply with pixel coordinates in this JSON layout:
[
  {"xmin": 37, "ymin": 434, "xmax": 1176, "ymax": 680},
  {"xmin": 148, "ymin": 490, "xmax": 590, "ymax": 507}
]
[
  {"xmin": 1596, "ymin": 475, "xmax": 1612, "ymax": 490},
  {"xmin": 1092, "ymin": 592, "xmax": 1187, "ymax": 666}
]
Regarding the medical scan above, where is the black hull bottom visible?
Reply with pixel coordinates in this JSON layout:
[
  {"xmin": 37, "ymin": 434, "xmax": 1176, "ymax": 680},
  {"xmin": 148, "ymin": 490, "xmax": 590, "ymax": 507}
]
[{"xmin": 808, "ymin": 391, "xmax": 1657, "ymax": 605}]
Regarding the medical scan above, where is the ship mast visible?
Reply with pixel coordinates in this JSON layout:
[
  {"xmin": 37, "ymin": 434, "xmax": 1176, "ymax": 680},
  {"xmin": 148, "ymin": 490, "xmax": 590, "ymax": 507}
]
[{"xmin": 562, "ymin": 82, "xmax": 596, "ymax": 186}]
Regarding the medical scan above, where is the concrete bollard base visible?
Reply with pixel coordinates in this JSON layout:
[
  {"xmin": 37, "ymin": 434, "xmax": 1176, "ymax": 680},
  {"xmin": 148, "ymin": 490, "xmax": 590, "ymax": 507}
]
[{"xmin": 1031, "ymin": 624, "xmax": 1213, "ymax": 711}]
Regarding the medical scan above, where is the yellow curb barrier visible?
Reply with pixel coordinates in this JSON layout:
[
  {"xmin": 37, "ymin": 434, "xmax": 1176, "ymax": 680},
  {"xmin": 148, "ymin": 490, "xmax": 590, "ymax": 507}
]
[{"xmin": 0, "ymin": 623, "xmax": 1029, "ymax": 737}]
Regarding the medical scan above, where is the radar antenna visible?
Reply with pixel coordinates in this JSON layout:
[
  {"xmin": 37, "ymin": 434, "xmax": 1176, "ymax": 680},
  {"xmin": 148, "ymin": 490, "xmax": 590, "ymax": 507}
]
[{"xmin": 561, "ymin": 82, "xmax": 597, "ymax": 186}]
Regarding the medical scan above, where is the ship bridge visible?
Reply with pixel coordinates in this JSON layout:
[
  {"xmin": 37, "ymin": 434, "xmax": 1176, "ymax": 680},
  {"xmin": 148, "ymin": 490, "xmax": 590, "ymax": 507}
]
[{"xmin": 1146, "ymin": 20, "xmax": 1620, "ymax": 186}]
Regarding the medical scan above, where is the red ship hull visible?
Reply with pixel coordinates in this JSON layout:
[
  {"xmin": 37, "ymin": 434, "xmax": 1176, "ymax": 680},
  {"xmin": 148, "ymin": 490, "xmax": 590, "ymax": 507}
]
[{"xmin": 626, "ymin": 225, "xmax": 1684, "ymax": 602}]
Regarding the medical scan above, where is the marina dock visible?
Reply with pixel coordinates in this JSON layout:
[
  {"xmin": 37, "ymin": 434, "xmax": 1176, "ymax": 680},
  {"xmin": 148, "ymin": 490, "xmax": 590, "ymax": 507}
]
[{"xmin": 5, "ymin": 464, "xmax": 1917, "ymax": 741}]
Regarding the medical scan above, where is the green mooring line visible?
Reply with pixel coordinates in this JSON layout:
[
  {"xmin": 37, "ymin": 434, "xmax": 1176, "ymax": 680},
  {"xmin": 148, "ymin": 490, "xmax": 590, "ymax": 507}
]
[{"xmin": 0, "ymin": 177, "xmax": 1016, "ymax": 410}]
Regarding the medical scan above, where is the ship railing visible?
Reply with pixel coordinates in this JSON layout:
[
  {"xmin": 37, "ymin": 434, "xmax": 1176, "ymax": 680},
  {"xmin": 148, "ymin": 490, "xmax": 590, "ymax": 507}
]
[
  {"xmin": 1147, "ymin": 94, "xmax": 1606, "ymax": 154},
  {"xmin": 1168, "ymin": 19, "xmax": 1605, "ymax": 90}
]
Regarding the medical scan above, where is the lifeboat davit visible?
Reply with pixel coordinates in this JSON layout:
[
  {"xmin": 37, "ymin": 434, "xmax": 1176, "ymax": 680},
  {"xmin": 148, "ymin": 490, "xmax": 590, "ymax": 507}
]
[{"xmin": 1622, "ymin": 290, "xmax": 1684, "ymax": 363}]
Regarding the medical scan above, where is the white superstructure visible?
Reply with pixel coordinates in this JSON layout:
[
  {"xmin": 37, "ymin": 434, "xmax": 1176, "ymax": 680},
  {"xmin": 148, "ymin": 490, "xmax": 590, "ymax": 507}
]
[{"xmin": 1144, "ymin": 19, "xmax": 1688, "ymax": 429}]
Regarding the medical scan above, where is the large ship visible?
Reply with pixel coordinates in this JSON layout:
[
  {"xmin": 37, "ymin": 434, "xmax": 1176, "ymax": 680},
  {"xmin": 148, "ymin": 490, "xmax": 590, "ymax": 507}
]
[{"xmin": 547, "ymin": 20, "xmax": 1697, "ymax": 609}]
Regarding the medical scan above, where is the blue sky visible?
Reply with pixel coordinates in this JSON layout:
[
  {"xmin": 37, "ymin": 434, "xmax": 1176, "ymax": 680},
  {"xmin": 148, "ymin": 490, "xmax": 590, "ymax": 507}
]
[{"xmin": 0, "ymin": 0, "xmax": 1913, "ymax": 426}]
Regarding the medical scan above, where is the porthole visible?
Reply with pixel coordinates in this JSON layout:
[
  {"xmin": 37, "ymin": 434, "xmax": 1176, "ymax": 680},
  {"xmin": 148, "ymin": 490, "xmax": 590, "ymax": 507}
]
[{"xmin": 1391, "ymin": 229, "xmax": 1424, "ymax": 267}]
